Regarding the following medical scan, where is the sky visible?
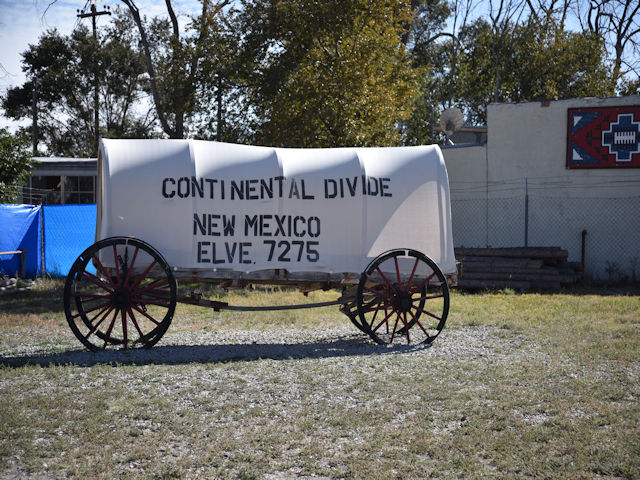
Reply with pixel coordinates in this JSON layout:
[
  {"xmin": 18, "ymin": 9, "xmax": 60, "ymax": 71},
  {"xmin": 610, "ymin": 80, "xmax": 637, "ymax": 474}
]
[{"xmin": 0, "ymin": 0, "xmax": 201, "ymax": 130}]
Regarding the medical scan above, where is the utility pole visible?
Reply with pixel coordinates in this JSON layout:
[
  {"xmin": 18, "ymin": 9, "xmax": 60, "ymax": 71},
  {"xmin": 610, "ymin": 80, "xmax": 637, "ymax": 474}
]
[
  {"xmin": 31, "ymin": 76, "xmax": 38, "ymax": 154},
  {"xmin": 77, "ymin": 2, "xmax": 110, "ymax": 156}
]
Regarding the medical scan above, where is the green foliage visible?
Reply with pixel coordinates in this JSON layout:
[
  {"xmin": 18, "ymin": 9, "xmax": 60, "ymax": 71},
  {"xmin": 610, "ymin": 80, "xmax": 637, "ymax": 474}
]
[
  {"xmin": 407, "ymin": 8, "xmax": 614, "ymax": 137},
  {"xmin": 454, "ymin": 18, "xmax": 612, "ymax": 123},
  {"xmin": 242, "ymin": 0, "xmax": 422, "ymax": 147},
  {"xmin": 192, "ymin": 4, "xmax": 254, "ymax": 142},
  {"xmin": 0, "ymin": 128, "xmax": 33, "ymax": 203},
  {"xmin": 1, "ymin": 10, "xmax": 151, "ymax": 157}
]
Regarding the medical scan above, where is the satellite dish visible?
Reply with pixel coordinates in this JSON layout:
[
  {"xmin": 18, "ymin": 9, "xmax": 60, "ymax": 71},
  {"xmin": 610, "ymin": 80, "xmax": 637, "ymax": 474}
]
[{"xmin": 440, "ymin": 107, "xmax": 464, "ymax": 137}]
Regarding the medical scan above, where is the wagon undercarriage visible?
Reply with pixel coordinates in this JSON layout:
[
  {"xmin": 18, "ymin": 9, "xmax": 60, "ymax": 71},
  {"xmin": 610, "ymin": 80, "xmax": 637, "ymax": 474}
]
[{"xmin": 63, "ymin": 237, "xmax": 451, "ymax": 351}]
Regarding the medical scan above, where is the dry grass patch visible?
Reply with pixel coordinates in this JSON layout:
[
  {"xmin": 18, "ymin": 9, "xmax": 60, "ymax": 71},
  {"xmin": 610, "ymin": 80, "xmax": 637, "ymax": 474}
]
[{"xmin": 0, "ymin": 281, "xmax": 638, "ymax": 479}]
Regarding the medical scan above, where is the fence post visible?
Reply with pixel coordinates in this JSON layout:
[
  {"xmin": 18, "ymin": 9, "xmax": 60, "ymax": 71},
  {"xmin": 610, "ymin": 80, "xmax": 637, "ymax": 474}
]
[
  {"xmin": 41, "ymin": 206, "xmax": 46, "ymax": 277},
  {"xmin": 524, "ymin": 177, "xmax": 529, "ymax": 247}
]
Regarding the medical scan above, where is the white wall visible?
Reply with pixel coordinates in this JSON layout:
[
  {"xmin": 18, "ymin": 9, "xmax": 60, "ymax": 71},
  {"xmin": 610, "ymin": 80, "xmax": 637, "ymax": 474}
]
[
  {"xmin": 487, "ymin": 97, "xmax": 640, "ymax": 197},
  {"xmin": 442, "ymin": 96, "xmax": 640, "ymax": 282},
  {"xmin": 441, "ymin": 144, "xmax": 488, "ymax": 249}
]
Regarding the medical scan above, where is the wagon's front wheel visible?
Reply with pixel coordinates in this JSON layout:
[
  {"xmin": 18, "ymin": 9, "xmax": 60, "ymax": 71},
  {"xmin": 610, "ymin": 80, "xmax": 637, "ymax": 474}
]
[
  {"xmin": 356, "ymin": 249, "xmax": 449, "ymax": 344},
  {"xmin": 63, "ymin": 237, "xmax": 177, "ymax": 351}
]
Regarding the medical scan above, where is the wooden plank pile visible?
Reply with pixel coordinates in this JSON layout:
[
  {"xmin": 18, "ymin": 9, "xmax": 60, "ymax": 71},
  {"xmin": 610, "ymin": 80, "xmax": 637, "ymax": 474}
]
[{"xmin": 455, "ymin": 247, "xmax": 583, "ymax": 290}]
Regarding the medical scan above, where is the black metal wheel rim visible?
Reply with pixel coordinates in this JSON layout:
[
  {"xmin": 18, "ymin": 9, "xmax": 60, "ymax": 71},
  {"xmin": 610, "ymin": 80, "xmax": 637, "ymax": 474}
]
[
  {"xmin": 63, "ymin": 237, "xmax": 177, "ymax": 351},
  {"xmin": 356, "ymin": 249, "xmax": 449, "ymax": 344}
]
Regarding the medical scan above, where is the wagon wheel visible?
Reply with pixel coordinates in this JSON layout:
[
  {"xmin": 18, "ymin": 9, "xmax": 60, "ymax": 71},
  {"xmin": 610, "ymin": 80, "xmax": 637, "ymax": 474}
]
[
  {"xmin": 339, "ymin": 299, "xmax": 368, "ymax": 334},
  {"xmin": 357, "ymin": 249, "xmax": 449, "ymax": 344},
  {"xmin": 63, "ymin": 237, "xmax": 177, "ymax": 351}
]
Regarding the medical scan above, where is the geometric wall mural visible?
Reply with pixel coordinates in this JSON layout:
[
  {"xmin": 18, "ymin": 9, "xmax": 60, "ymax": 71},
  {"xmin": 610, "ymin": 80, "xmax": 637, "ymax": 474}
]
[{"xmin": 567, "ymin": 106, "xmax": 640, "ymax": 168}]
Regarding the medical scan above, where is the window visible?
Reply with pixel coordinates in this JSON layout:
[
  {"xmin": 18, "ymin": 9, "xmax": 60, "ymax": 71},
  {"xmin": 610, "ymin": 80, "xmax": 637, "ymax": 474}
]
[
  {"xmin": 63, "ymin": 176, "xmax": 95, "ymax": 204},
  {"xmin": 21, "ymin": 175, "xmax": 96, "ymax": 204}
]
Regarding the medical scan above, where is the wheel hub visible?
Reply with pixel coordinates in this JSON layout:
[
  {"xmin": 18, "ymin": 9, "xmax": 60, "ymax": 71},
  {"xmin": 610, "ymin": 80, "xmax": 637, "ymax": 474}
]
[
  {"xmin": 112, "ymin": 288, "xmax": 131, "ymax": 309},
  {"xmin": 393, "ymin": 291, "xmax": 414, "ymax": 313}
]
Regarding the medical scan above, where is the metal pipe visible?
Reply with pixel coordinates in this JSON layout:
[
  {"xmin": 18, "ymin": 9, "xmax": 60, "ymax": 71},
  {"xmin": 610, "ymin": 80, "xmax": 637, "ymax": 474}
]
[
  {"xmin": 581, "ymin": 229, "xmax": 587, "ymax": 271},
  {"xmin": 524, "ymin": 178, "xmax": 529, "ymax": 247}
]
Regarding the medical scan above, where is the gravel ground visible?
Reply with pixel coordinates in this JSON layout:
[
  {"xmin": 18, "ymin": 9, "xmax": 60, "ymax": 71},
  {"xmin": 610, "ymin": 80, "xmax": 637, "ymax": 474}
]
[
  {"xmin": 0, "ymin": 324, "xmax": 539, "ymax": 368},
  {"xmin": 5, "ymin": 324, "xmax": 635, "ymax": 480}
]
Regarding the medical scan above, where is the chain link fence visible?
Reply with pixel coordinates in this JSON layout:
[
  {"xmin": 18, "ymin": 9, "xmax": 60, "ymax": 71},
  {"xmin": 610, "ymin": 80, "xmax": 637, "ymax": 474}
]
[
  {"xmin": 451, "ymin": 193, "xmax": 640, "ymax": 283},
  {"xmin": 42, "ymin": 205, "xmax": 96, "ymax": 276}
]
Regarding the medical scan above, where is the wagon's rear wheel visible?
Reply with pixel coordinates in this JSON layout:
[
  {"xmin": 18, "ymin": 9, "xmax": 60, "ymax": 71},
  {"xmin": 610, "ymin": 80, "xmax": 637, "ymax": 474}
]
[
  {"xmin": 63, "ymin": 237, "xmax": 177, "ymax": 351},
  {"xmin": 357, "ymin": 249, "xmax": 449, "ymax": 344}
]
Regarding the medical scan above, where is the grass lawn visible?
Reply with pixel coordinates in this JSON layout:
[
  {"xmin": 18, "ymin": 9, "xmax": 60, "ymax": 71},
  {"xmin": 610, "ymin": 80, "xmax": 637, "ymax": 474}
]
[{"xmin": 0, "ymin": 280, "xmax": 638, "ymax": 479}]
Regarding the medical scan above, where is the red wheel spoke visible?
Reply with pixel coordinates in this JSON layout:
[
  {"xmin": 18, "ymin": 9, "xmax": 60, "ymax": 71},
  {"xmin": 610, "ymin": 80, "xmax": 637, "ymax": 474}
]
[
  {"xmin": 128, "ymin": 260, "xmax": 158, "ymax": 291},
  {"xmin": 413, "ymin": 305, "xmax": 442, "ymax": 322},
  {"xmin": 80, "ymin": 271, "xmax": 114, "ymax": 294},
  {"xmin": 92, "ymin": 254, "xmax": 117, "ymax": 289},
  {"xmin": 389, "ymin": 314, "xmax": 400, "ymax": 342},
  {"xmin": 123, "ymin": 246, "xmax": 139, "ymax": 286},
  {"xmin": 121, "ymin": 309, "xmax": 128, "ymax": 348},
  {"xmin": 132, "ymin": 298, "xmax": 170, "ymax": 308},
  {"xmin": 372, "ymin": 309, "xmax": 395, "ymax": 333},
  {"xmin": 102, "ymin": 308, "xmax": 120, "ymax": 349},
  {"xmin": 364, "ymin": 286, "xmax": 392, "ymax": 302},
  {"xmin": 87, "ymin": 304, "xmax": 112, "ymax": 324},
  {"xmin": 131, "ymin": 278, "xmax": 169, "ymax": 296},
  {"xmin": 137, "ymin": 292, "xmax": 171, "ymax": 303},
  {"xmin": 127, "ymin": 307, "xmax": 146, "ymax": 340},
  {"xmin": 364, "ymin": 304, "xmax": 392, "ymax": 314},
  {"xmin": 71, "ymin": 300, "xmax": 113, "ymax": 319},
  {"xmin": 394, "ymin": 257, "xmax": 402, "ymax": 290},
  {"xmin": 84, "ymin": 306, "xmax": 114, "ymax": 339},
  {"xmin": 403, "ymin": 312, "xmax": 410, "ymax": 344},
  {"xmin": 409, "ymin": 309, "xmax": 431, "ymax": 338},
  {"xmin": 410, "ymin": 271, "xmax": 436, "ymax": 294},
  {"xmin": 131, "ymin": 304, "xmax": 161, "ymax": 326},
  {"xmin": 113, "ymin": 245, "xmax": 121, "ymax": 286},
  {"xmin": 376, "ymin": 267, "xmax": 397, "ymax": 294},
  {"xmin": 385, "ymin": 307, "xmax": 389, "ymax": 334},
  {"xmin": 412, "ymin": 293, "xmax": 444, "ymax": 302},
  {"xmin": 406, "ymin": 258, "xmax": 419, "ymax": 291}
]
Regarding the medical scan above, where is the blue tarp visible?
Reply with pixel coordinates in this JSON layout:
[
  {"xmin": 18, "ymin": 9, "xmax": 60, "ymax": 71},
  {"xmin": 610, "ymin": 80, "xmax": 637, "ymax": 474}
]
[
  {"xmin": 0, "ymin": 204, "xmax": 42, "ymax": 276},
  {"xmin": 43, "ymin": 204, "xmax": 96, "ymax": 276}
]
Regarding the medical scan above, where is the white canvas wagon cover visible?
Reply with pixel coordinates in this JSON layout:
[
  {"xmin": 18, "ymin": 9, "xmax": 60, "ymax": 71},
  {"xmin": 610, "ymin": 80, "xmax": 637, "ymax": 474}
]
[{"xmin": 97, "ymin": 139, "xmax": 456, "ymax": 277}]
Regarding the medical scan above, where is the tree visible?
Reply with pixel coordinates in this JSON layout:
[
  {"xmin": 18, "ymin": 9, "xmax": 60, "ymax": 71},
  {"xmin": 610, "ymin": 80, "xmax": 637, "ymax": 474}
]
[
  {"xmin": 454, "ymin": 16, "xmax": 611, "ymax": 123},
  {"xmin": 2, "ymin": 12, "xmax": 152, "ymax": 157},
  {"xmin": 2, "ymin": 30, "xmax": 74, "ymax": 154},
  {"xmin": 0, "ymin": 129, "xmax": 32, "ymax": 203},
  {"xmin": 402, "ymin": 0, "xmax": 454, "ymax": 145},
  {"xmin": 118, "ymin": 0, "xmax": 232, "ymax": 139},
  {"xmin": 239, "ymin": 0, "xmax": 422, "ymax": 147},
  {"xmin": 577, "ymin": 0, "xmax": 640, "ymax": 92},
  {"xmin": 190, "ymin": 3, "xmax": 253, "ymax": 142},
  {"xmin": 99, "ymin": 11, "xmax": 157, "ymax": 139}
]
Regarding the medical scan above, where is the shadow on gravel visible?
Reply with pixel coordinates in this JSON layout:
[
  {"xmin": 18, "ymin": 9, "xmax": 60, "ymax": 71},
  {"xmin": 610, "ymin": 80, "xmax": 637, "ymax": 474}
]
[{"xmin": 0, "ymin": 335, "xmax": 432, "ymax": 368}]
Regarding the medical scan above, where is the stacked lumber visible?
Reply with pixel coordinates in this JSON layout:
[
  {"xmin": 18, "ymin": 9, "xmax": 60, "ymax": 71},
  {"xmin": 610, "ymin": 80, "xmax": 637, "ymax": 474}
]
[{"xmin": 455, "ymin": 247, "xmax": 583, "ymax": 290}]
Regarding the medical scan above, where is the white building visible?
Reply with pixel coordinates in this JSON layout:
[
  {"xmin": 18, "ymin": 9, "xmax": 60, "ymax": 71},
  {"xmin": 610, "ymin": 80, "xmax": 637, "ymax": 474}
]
[{"xmin": 442, "ymin": 95, "xmax": 640, "ymax": 282}]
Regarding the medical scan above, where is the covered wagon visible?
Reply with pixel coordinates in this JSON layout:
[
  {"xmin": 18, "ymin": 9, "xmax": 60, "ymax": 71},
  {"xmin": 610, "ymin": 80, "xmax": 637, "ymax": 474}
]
[{"xmin": 64, "ymin": 139, "xmax": 457, "ymax": 350}]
